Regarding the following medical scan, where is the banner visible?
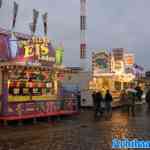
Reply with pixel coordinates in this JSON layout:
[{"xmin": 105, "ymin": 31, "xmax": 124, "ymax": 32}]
[
  {"xmin": 124, "ymin": 53, "xmax": 134, "ymax": 66},
  {"xmin": 42, "ymin": 12, "xmax": 48, "ymax": 36},
  {"xmin": 12, "ymin": 1, "xmax": 19, "ymax": 30},
  {"xmin": 93, "ymin": 51, "xmax": 110, "ymax": 76},
  {"xmin": 32, "ymin": 9, "xmax": 39, "ymax": 34},
  {"xmin": 112, "ymin": 48, "xmax": 124, "ymax": 61}
]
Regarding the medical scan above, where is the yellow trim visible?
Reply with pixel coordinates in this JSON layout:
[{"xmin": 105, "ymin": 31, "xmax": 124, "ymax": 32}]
[
  {"xmin": 8, "ymin": 95, "xmax": 57, "ymax": 102},
  {"xmin": 8, "ymin": 96, "xmax": 30, "ymax": 102}
]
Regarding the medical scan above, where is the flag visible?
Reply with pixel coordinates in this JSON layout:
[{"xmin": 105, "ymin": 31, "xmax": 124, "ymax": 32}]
[
  {"xmin": 42, "ymin": 12, "xmax": 48, "ymax": 35},
  {"xmin": 0, "ymin": 0, "xmax": 2, "ymax": 8},
  {"xmin": 12, "ymin": 1, "xmax": 19, "ymax": 29},
  {"xmin": 32, "ymin": 9, "xmax": 39, "ymax": 34}
]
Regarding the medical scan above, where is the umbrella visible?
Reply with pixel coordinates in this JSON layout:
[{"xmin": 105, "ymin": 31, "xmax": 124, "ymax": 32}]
[{"xmin": 126, "ymin": 88, "xmax": 137, "ymax": 93}]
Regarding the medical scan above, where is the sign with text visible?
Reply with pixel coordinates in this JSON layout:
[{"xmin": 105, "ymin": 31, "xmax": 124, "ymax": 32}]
[{"xmin": 17, "ymin": 37, "xmax": 55, "ymax": 64}]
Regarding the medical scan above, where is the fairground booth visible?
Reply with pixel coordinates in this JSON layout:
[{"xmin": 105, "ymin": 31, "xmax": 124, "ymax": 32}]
[
  {"xmin": 0, "ymin": 29, "xmax": 77, "ymax": 122},
  {"xmin": 89, "ymin": 49, "xmax": 136, "ymax": 99}
]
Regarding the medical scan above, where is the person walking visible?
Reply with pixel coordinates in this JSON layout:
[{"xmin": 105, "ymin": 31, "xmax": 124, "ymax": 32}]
[
  {"xmin": 120, "ymin": 89, "xmax": 128, "ymax": 110},
  {"xmin": 135, "ymin": 86, "xmax": 143, "ymax": 102},
  {"xmin": 94, "ymin": 91, "xmax": 103, "ymax": 119},
  {"xmin": 104, "ymin": 90, "xmax": 113, "ymax": 118},
  {"xmin": 146, "ymin": 88, "xmax": 150, "ymax": 109},
  {"xmin": 126, "ymin": 86, "xmax": 137, "ymax": 116},
  {"xmin": 92, "ymin": 91, "xmax": 97, "ymax": 109},
  {"xmin": 120, "ymin": 89, "xmax": 128, "ymax": 104},
  {"xmin": 76, "ymin": 91, "xmax": 81, "ymax": 111}
]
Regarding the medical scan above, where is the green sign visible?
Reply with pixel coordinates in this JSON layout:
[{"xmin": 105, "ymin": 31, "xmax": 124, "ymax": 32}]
[{"xmin": 55, "ymin": 47, "xmax": 64, "ymax": 65}]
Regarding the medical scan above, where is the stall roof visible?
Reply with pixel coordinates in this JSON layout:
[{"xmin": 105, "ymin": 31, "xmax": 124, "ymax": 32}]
[{"xmin": 0, "ymin": 27, "xmax": 31, "ymax": 39}]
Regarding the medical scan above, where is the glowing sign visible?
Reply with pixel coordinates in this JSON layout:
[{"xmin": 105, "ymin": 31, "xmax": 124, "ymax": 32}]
[
  {"xmin": 113, "ymin": 61, "xmax": 124, "ymax": 74},
  {"xmin": 18, "ymin": 37, "xmax": 55, "ymax": 62},
  {"xmin": 112, "ymin": 48, "xmax": 124, "ymax": 61},
  {"xmin": 92, "ymin": 51, "xmax": 110, "ymax": 76},
  {"xmin": 56, "ymin": 47, "xmax": 64, "ymax": 65},
  {"xmin": 124, "ymin": 53, "xmax": 134, "ymax": 66}
]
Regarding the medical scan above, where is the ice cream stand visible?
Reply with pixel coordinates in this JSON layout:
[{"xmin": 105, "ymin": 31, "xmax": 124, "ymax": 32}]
[{"xmin": 0, "ymin": 32, "xmax": 77, "ymax": 124}]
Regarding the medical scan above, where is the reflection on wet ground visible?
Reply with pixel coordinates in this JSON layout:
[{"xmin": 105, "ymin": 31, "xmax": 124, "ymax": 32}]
[{"xmin": 0, "ymin": 104, "xmax": 150, "ymax": 150}]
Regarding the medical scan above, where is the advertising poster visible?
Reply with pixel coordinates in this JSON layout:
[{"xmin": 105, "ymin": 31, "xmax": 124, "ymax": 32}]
[
  {"xmin": 112, "ymin": 48, "xmax": 124, "ymax": 61},
  {"xmin": 93, "ymin": 51, "xmax": 110, "ymax": 76},
  {"xmin": 124, "ymin": 53, "xmax": 134, "ymax": 66}
]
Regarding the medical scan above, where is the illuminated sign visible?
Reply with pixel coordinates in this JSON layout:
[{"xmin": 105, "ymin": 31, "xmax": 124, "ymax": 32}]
[
  {"xmin": 18, "ymin": 37, "xmax": 55, "ymax": 62},
  {"xmin": 112, "ymin": 48, "xmax": 124, "ymax": 61},
  {"xmin": 112, "ymin": 61, "xmax": 124, "ymax": 74},
  {"xmin": 92, "ymin": 51, "xmax": 110, "ymax": 76},
  {"xmin": 56, "ymin": 47, "xmax": 64, "ymax": 65},
  {"xmin": 124, "ymin": 53, "xmax": 134, "ymax": 66}
]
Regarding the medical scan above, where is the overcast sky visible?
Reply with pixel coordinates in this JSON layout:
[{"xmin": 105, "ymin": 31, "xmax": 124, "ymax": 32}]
[{"xmin": 0, "ymin": 0, "xmax": 150, "ymax": 70}]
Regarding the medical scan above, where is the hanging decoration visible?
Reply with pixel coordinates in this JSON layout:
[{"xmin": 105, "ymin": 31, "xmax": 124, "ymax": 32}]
[
  {"xmin": 32, "ymin": 9, "xmax": 39, "ymax": 34},
  {"xmin": 42, "ymin": 12, "xmax": 48, "ymax": 36},
  {"xmin": 11, "ymin": 1, "xmax": 19, "ymax": 30},
  {"xmin": 55, "ymin": 46, "xmax": 64, "ymax": 65}
]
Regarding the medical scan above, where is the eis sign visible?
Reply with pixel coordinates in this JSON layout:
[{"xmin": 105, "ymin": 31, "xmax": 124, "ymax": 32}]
[{"xmin": 20, "ymin": 37, "xmax": 55, "ymax": 62}]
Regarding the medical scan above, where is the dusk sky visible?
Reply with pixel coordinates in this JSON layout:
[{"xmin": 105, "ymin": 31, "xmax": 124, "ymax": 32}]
[{"xmin": 0, "ymin": 0, "xmax": 150, "ymax": 70}]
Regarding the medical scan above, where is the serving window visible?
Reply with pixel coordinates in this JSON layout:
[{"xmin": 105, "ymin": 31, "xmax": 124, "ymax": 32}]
[{"xmin": 8, "ymin": 69, "xmax": 57, "ymax": 101}]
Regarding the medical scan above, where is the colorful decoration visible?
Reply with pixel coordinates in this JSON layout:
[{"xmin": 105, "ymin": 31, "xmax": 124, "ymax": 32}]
[
  {"xmin": 17, "ymin": 37, "xmax": 55, "ymax": 63},
  {"xmin": 92, "ymin": 51, "xmax": 110, "ymax": 76},
  {"xmin": 112, "ymin": 48, "xmax": 124, "ymax": 61},
  {"xmin": 12, "ymin": 1, "xmax": 19, "ymax": 30},
  {"xmin": 124, "ymin": 53, "xmax": 134, "ymax": 66},
  {"xmin": 32, "ymin": 9, "xmax": 39, "ymax": 34},
  {"xmin": 42, "ymin": 12, "xmax": 48, "ymax": 36},
  {"xmin": 55, "ymin": 46, "xmax": 64, "ymax": 65}
]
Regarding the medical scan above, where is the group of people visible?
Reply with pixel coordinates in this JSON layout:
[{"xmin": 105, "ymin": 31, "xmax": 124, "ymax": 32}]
[
  {"xmin": 92, "ymin": 90, "xmax": 113, "ymax": 119},
  {"xmin": 76, "ymin": 85, "xmax": 150, "ymax": 118}
]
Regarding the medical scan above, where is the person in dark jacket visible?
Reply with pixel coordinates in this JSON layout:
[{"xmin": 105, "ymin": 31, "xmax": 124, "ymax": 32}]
[
  {"xmin": 92, "ymin": 91, "xmax": 96, "ymax": 108},
  {"xmin": 135, "ymin": 86, "xmax": 143, "ymax": 102},
  {"xmin": 94, "ymin": 91, "xmax": 103, "ymax": 118},
  {"xmin": 104, "ymin": 90, "xmax": 113, "ymax": 117},
  {"xmin": 76, "ymin": 91, "xmax": 81, "ymax": 111},
  {"xmin": 146, "ymin": 88, "xmax": 150, "ymax": 108}
]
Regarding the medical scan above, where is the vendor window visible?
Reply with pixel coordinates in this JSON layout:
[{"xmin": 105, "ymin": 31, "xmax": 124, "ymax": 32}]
[{"xmin": 114, "ymin": 81, "xmax": 121, "ymax": 91}]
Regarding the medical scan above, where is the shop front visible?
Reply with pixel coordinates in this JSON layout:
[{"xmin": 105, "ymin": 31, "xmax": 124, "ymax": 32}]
[
  {"xmin": 90, "ymin": 49, "xmax": 135, "ymax": 99},
  {"xmin": 0, "ymin": 35, "xmax": 77, "ymax": 121}
]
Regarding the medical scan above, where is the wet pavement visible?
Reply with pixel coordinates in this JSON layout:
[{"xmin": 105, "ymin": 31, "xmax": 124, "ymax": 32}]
[{"xmin": 0, "ymin": 104, "xmax": 150, "ymax": 150}]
